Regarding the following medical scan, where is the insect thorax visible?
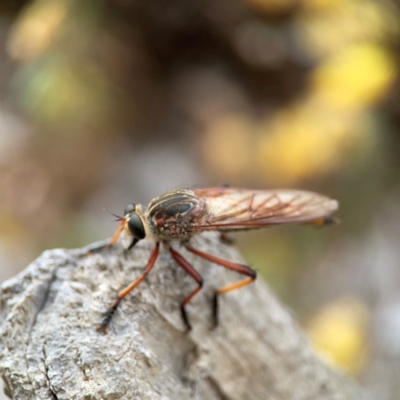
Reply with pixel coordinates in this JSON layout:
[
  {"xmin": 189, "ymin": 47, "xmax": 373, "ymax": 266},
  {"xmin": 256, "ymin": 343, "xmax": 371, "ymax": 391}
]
[{"xmin": 147, "ymin": 190, "xmax": 205, "ymax": 240}]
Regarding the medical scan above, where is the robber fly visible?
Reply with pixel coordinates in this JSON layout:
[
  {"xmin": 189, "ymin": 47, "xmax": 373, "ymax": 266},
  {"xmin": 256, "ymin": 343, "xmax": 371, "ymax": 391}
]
[{"xmin": 97, "ymin": 187, "xmax": 338, "ymax": 333}]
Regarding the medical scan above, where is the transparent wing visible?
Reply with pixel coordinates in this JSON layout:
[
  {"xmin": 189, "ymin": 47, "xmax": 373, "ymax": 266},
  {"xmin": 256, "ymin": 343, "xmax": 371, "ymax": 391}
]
[{"xmin": 190, "ymin": 187, "xmax": 339, "ymax": 231}]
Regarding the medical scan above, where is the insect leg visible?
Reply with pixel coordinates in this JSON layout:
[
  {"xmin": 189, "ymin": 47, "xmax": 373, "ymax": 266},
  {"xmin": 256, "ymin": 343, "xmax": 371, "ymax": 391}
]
[
  {"xmin": 169, "ymin": 247, "xmax": 203, "ymax": 331},
  {"xmin": 110, "ymin": 219, "xmax": 125, "ymax": 246},
  {"xmin": 185, "ymin": 246, "xmax": 256, "ymax": 327},
  {"xmin": 97, "ymin": 242, "xmax": 160, "ymax": 333},
  {"xmin": 86, "ymin": 220, "xmax": 126, "ymax": 256}
]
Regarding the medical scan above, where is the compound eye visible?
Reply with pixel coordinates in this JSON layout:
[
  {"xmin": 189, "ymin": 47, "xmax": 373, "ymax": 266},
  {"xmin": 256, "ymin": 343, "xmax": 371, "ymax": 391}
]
[
  {"xmin": 127, "ymin": 213, "xmax": 146, "ymax": 239},
  {"xmin": 124, "ymin": 203, "xmax": 136, "ymax": 215}
]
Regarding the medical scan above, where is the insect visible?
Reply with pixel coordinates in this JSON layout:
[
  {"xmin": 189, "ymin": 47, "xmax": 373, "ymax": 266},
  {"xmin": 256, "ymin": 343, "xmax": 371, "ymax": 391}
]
[{"xmin": 97, "ymin": 187, "xmax": 338, "ymax": 333}]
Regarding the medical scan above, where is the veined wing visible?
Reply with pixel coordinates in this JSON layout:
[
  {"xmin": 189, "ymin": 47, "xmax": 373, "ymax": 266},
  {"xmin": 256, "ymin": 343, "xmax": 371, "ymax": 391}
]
[{"xmin": 190, "ymin": 187, "xmax": 338, "ymax": 232}]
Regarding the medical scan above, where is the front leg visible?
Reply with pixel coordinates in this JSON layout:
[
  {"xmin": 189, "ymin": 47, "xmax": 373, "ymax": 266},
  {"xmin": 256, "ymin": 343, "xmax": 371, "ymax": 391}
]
[
  {"xmin": 97, "ymin": 242, "xmax": 160, "ymax": 333},
  {"xmin": 86, "ymin": 219, "xmax": 126, "ymax": 256}
]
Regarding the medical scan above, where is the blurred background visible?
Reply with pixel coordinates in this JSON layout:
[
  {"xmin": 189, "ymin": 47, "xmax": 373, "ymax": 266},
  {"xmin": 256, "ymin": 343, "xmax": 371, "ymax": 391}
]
[{"xmin": 1, "ymin": 0, "xmax": 400, "ymax": 398}]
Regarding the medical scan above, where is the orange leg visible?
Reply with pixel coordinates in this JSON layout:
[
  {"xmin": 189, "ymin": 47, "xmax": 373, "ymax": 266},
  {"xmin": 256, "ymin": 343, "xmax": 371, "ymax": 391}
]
[
  {"xmin": 86, "ymin": 219, "xmax": 126, "ymax": 256},
  {"xmin": 110, "ymin": 219, "xmax": 126, "ymax": 246},
  {"xmin": 169, "ymin": 247, "xmax": 203, "ymax": 331},
  {"xmin": 97, "ymin": 243, "xmax": 160, "ymax": 333},
  {"xmin": 186, "ymin": 246, "xmax": 256, "ymax": 327}
]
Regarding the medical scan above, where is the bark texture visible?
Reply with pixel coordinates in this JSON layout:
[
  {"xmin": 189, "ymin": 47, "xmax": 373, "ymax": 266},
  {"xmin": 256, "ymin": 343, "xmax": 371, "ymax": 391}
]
[{"xmin": 0, "ymin": 233, "xmax": 363, "ymax": 400}]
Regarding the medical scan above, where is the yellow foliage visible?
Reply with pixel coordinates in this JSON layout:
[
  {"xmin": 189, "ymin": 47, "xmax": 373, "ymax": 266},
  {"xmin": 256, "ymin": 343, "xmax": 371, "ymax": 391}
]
[
  {"xmin": 299, "ymin": 1, "xmax": 400, "ymax": 58},
  {"xmin": 256, "ymin": 101, "xmax": 366, "ymax": 183},
  {"xmin": 7, "ymin": 0, "xmax": 68, "ymax": 62},
  {"xmin": 305, "ymin": 298, "xmax": 369, "ymax": 375},
  {"xmin": 201, "ymin": 99, "xmax": 374, "ymax": 184},
  {"xmin": 312, "ymin": 44, "xmax": 396, "ymax": 109}
]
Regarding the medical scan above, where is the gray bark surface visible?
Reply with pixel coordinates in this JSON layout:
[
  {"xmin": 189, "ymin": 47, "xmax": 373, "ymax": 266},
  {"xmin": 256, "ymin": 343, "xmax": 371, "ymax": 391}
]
[{"xmin": 0, "ymin": 232, "xmax": 363, "ymax": 400}]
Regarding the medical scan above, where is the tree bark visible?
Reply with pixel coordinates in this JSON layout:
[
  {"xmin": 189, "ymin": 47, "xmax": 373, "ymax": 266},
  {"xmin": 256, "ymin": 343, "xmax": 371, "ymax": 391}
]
[{"xmin": 0, "ymin": 232, "xmax": 363, "ymax": 400}]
